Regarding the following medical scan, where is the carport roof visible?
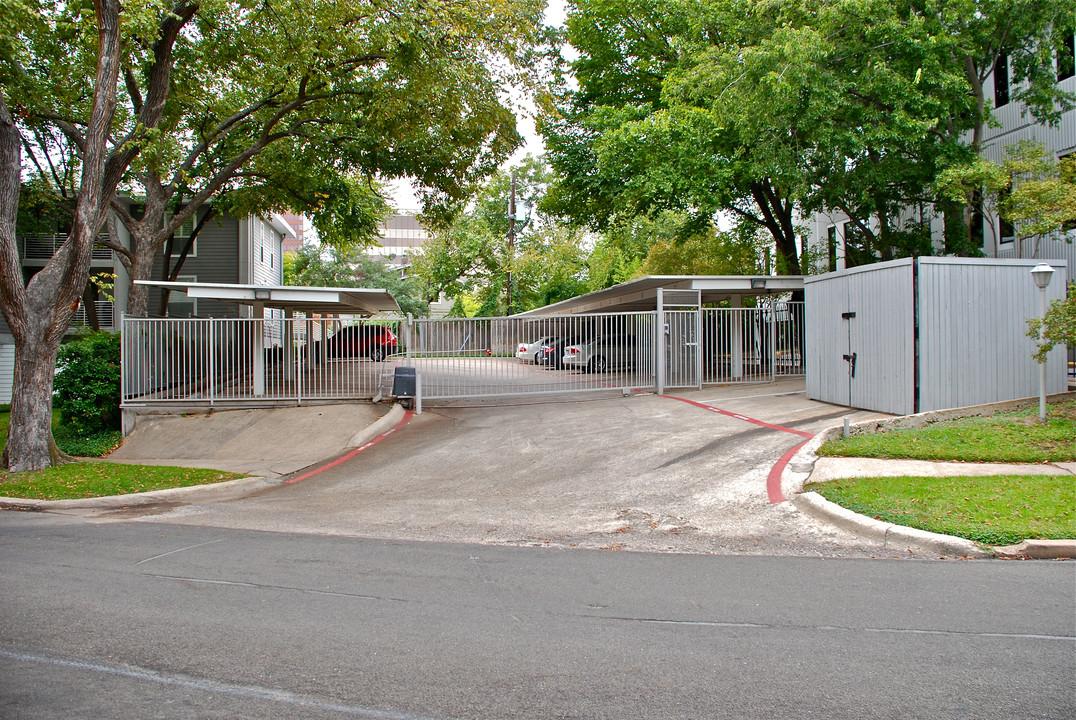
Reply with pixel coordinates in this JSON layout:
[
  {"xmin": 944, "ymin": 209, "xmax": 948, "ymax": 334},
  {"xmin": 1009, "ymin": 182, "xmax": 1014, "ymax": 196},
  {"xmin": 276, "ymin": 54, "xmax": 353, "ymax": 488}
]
[
  {"xmin": 515, "ymin": 275, "xmax": 805, "ymax": 315},
  {"xmin": 134, "ymin": 281, "xmax": 400, "ymax": 316}
]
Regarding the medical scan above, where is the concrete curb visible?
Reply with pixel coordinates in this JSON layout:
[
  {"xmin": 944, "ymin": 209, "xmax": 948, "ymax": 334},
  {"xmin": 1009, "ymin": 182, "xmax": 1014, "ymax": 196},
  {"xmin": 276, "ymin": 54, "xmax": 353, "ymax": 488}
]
[
  {"xmin": 347, "ymin": 403, "xmax": 405, "ymax": 449},
  {"xmin": 791, "ymin": 492, "xmax": 989, "ymax": 558},
  {"xmin": 0, "ymin": 403, "xmax": 408, "ymax": 512},
  {"xmin": 782, "ymin": 395, "xmax": 1076, "ymax": 560},
  {"xmin": 994, "ymin": 539, "xmax": 1076, "ymax": 559}
]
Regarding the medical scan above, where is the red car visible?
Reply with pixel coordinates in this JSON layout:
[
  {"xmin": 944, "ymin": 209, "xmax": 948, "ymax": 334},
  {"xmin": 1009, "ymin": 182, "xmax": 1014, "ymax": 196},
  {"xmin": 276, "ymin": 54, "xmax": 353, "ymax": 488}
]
[{"xmin": 319, "ymin": 324, "xmax": 398, "ymax": 362}]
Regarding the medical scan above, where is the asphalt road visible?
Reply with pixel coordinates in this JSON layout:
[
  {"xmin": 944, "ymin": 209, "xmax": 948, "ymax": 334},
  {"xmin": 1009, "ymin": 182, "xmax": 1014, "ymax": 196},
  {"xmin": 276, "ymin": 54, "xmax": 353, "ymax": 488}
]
[
  {"xmin": 1, "ymin": 512, "xmax": 1072, "ymax": 720},
  {"xmin": 106, "ymin": 384, "xmax": 899, "ymax": 557}
]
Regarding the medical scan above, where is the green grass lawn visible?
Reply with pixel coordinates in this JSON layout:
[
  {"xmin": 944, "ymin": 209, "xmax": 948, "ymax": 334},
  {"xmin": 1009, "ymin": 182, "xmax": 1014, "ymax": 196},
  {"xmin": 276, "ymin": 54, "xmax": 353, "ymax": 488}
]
[
  {"xmin": 0, "ymin": 406, "xmax": 123, "ymax": 459},
  {"xmin": 0, "ymin": 462, "xmax": 245, "ymax": 501},
  {"xmin": 811, "ymin": 400, "xmax": 1076, "ymax": 546},
  {"xmin": 805, "ymin": 474, "xmax": 1076, "ymax": 546},
  {"xmin": 817, "ymin": 401, "xmax": 1076, "ymax": 463},
  {"xmin": 0, "ymin": 406, "xmax": 243, "ymax": 500}
]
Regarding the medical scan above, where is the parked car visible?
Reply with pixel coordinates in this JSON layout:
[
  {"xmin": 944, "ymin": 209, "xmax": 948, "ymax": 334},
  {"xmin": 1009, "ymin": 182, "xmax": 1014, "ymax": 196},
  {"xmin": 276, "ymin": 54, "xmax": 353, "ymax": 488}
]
[
  {"xmin": 563, "ymin": 334, "xmax": 635, "ymax": 372},
  {"xmin": 537, "ymin": 336, "xmax": 579, "ymax": 369},
  {"xmin": 517, "ymin": 336, "xmax": 554, "ymax": 364},
  {"xmin": 316, "ymin": 324, "xmax": 398, "ymax": 362}
]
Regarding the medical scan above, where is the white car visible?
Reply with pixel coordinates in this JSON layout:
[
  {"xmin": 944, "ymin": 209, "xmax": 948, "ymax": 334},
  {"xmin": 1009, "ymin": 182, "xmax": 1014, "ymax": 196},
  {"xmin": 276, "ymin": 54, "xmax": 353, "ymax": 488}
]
[
  {"xmin": 563, "ymin": 334, "xmax": 636, "ymax": 372},
  {"xmin": 517, "ymin": 336, "xmax": 554, "ymax": 364}
]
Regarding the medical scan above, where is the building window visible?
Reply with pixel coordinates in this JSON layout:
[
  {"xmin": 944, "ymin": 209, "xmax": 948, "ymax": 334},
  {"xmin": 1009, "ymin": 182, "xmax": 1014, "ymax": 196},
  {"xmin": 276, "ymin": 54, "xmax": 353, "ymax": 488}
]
[
  {"xmin": 1062, "ymin": 154, "xmax": 1075, "ymax": 233},
  {"xmin": 826, "ymin": 225, "xmax": 838, "ymax": 272},
  {"xmin": 994, "ymin": 54, "xmax": 1010, "ymax": 108},
  {"xmin": 165, "ymin": 213, "xmax": 197, "ymax": 258},
  {"xmin": 167, "ymin": 275, "xmax": 197, "ymax": 317},
  {"xmin": 1060, "ymin": 32, "xmax": 1075, "ymax": 81}
]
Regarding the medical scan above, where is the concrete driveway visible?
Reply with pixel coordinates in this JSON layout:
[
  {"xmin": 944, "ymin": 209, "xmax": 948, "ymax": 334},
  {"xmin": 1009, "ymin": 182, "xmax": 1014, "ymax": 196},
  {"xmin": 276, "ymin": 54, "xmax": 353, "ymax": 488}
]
[{"xmin": 101, "ymin": 380, "xmax": 905, "ymax": 557}]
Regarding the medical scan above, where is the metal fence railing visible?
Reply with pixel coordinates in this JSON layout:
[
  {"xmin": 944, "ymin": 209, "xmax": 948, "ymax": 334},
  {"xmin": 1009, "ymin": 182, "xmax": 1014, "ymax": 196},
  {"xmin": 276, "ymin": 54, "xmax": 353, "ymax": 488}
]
[
  {"xmin": 700, "ymin": 302, "xmax": 805, "ymax": 384},
  {"xmin": 122, "ymin": 316, "xmax": 403, "ymax": 406},
  {"xmin": 122, "ymin": 302, "xmax": 806, "ymax": 408}
]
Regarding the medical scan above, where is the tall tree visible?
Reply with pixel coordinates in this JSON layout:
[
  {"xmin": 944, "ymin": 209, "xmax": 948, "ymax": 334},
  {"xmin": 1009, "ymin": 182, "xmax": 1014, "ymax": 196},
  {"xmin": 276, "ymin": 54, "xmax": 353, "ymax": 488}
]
[
  {"xmin": 86, "ymin": 0, "xmax": 546, "ymax": 317},
  {"xmin": 543, "ymin": 0, "xmax": 1074, "ymax": 272},
  {"xmin": 0, "ymin": 0, "xmax": 545, "ymax": 470},
  {"xmin": 0, "ymin": 0, "xmax": 193, "ymax": 470}
]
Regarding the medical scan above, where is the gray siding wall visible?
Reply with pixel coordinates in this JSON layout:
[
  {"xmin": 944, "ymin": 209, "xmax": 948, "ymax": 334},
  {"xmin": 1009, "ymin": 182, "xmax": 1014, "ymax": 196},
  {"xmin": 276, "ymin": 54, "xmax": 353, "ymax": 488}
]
[
  {"xmin": 806, "ymin": 260, "xmax": 915, "ymax": 415},
  {"xmin": 0, "ymin": 342, "xmax": 12, "ymax": 404},
  {"xmin": 917, "ymin": 257, "xmax": 1069, "ymax": 411},
  {"xmin": 805, "ymin": 271, "xmax": 849, "ymax": 406},
  {"xmin": 250, "ymin": 217, "xmax": 283, "ymax": 287},
  {"xmin": 807, "ymin": 257, "xmax": 1069, "ymax": 415},
  {"xmin": 147, "ymin": 213, "xmax": 242, "ymax": 318}
]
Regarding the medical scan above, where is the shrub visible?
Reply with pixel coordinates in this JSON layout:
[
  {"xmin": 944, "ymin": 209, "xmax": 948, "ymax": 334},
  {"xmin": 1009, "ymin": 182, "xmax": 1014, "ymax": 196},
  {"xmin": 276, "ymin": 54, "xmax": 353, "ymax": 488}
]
[{"xmin": 54, "ymin": 332, "xmax": 121, "ymax": 435}]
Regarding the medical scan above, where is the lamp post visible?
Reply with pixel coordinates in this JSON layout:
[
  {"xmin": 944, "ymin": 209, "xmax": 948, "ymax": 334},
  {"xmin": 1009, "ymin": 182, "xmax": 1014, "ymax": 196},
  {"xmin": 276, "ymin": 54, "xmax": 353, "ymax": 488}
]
[
  {"xmin": 1030, "ymin": 263, "xmax": 1055, "ymax": 423},
  {"xmin": 506, "ymin": 174, "xmax": 517, "ymax": 315},
  {"xmin": 505, "ymin": 173, "xmax": 535, "ymax": 316}
]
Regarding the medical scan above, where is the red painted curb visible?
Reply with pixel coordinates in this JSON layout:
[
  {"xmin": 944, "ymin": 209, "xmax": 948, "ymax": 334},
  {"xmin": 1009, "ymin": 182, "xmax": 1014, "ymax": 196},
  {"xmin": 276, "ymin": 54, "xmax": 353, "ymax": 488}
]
[
  {"xmin": 284, "ymin": 410, "xmax": 415, "ymax": 485},
  {"xmin": 766, "ymin": 439, "xmax": 810, "ymax": 504},
  {"xmin": 660, "ymin": 394, "xmax": 814, "ymax": 504}
]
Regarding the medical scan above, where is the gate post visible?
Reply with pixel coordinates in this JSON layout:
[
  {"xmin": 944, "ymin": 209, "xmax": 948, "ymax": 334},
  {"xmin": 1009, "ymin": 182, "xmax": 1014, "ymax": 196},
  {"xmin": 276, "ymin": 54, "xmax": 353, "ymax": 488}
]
[
  {"xmin": 731, "ymin": 296, "xmax": 743, "ymax": 379},
  {"xmin": 695, "ymin": 305, "xmax": 703, "ymax": 389},
  {"xmin": 406, "ymin": 313, "xmax": 413, "ymax": 363},
  {"xmin": 656, "ymin": 288, "xmax": 665, "ymax": 395}
]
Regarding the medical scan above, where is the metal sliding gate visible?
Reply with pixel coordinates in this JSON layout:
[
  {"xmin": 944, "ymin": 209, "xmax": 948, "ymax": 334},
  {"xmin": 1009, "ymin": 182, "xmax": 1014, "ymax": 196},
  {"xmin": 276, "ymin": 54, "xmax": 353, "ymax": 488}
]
[
  {"xmin": 122, "ymin": 302, "xmax": 804, "ymax": 408},
  {"xmin": 407, "ymin": 312, "xmax": 658, "ymax": 400}
]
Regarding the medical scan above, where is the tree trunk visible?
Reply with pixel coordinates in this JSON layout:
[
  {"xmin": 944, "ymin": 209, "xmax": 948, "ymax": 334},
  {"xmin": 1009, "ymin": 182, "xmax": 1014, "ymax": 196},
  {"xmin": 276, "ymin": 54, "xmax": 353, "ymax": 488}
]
[
  {"xmin": 124, "ymin": 234, "xmax": 160, "ymax": 318},
  {"xmin": 749, "ymin": 179, "xmax": 800, "ymax": 275},
  {"xmin": 83, "ymin": 282, "xmax": 100, "ymax": 330},
  {"xmin": 1, "ymin": 326, "xmax": 72, "ymax": 470},
  {"xmin": 0, "ymin": 0, "xmax": 122, "ymax": 470}
]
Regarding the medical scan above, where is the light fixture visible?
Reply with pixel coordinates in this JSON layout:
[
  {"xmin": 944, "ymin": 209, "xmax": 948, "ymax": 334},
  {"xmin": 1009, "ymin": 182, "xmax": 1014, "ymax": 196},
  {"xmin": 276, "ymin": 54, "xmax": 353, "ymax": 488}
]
[
  {"xmin": 1030, "ymin": 263, "xmax": 1055, "ymax": 289},
  {"xmin": 253, "ymin": 288, "xmax": 271, "ymax": 301},
  {"xmin": 750, "ymin": 278, "xmax": 767, "ymax": 290},
  {"xmin": 1030, "ymin": 264, "xmax": 1054, "ymax": 423}
]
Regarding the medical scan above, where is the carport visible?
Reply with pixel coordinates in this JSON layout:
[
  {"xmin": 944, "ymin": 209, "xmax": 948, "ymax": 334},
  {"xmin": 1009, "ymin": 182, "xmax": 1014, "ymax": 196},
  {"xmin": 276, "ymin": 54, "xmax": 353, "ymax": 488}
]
[
  {"xmin": 121, "ymin": 276, "xmax": 806, "ymax": 410},
  {"xmin": 514, "ymin": 275, "xmax": 806, "ymax": 392},
  {"xmin": 122, "ymin": 281, "xmax": 401, "ymax": 411}
]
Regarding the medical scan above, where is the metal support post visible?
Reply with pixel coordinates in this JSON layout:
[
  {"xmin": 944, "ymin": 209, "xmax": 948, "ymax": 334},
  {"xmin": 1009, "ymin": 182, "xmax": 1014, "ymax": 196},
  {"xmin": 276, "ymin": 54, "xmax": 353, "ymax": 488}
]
[{"xmin": 656, "ymin": 288, "xmax": 666, "ymax": 395}]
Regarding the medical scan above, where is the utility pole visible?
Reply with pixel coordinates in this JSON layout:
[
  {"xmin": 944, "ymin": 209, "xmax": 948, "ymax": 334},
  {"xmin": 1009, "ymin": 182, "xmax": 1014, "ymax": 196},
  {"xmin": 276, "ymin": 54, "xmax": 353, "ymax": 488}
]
[{"xmin": 506, "ymin": 173, "xmax": 516, "ymax": 316}]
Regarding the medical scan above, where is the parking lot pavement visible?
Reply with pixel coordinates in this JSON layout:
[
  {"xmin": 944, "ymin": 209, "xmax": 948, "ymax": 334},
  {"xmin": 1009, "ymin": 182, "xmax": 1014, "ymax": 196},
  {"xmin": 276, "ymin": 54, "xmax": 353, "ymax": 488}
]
[{"xmin": 95, "ymin": 380, "xmax": 923, "ymax": 558}]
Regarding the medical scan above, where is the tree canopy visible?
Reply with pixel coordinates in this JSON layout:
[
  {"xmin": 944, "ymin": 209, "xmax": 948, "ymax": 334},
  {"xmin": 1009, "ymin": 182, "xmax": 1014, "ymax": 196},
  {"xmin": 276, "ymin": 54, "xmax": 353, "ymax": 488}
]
[
  {"xmin": 542, "ymin": 0, "xmax": 1075, "ymax": 270},
  {"xmin": 410, "ymin": 156, "xmax": 589, "ymax": 316}
]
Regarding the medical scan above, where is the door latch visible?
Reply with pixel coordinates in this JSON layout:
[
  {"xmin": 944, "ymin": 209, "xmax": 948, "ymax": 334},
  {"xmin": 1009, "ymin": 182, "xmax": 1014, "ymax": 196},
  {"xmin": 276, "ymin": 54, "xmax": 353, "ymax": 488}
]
[{"xmin": 842, "ymin": 352, "xmax": 857, "ymax": 378}]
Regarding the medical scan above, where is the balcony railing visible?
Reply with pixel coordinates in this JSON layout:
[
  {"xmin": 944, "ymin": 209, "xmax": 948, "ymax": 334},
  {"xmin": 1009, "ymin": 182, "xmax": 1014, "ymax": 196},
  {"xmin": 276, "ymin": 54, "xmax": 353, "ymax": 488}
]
[
  {"xmin": 18, "ymin": 234, "xmax": 113, "ymax": 261},
  {"xmin": 71, "ymin": 301, "xmax": 116, "ymax": 330}
]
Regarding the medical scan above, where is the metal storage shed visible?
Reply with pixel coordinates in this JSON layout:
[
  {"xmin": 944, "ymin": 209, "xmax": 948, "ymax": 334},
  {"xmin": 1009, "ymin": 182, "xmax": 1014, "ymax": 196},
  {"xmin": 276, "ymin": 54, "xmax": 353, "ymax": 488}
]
[{"xmin": 805, "ymin": 257, "xmax": 1069, "ymax": 415}]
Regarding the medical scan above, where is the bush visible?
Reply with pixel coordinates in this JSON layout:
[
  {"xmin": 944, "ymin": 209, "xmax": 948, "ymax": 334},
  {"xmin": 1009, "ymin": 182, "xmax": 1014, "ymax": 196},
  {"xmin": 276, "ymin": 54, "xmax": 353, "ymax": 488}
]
[{"xmin": 54, "ymin": 332, "xmax": 121, "ymax": 435}]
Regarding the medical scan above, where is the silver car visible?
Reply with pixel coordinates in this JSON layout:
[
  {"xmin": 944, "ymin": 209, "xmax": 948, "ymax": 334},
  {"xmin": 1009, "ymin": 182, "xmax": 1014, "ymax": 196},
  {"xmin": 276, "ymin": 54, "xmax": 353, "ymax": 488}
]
[
  {"xmin": 516, "ymin": 336, "xmax": 554, "ymax": 364},
  {"xmin": 562, "ymin": 334, "xmax": 635, "ymax": 372}
]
